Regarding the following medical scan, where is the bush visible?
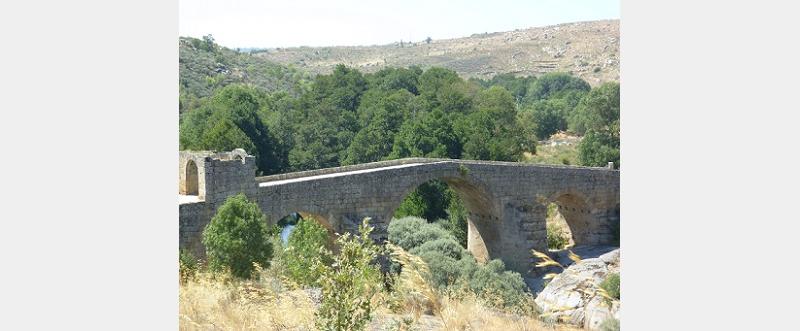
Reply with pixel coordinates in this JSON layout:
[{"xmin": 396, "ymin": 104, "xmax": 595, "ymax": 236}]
[
  {"xmin": 414, "ymin": 250, "xmax": 463, "ymax": 289},
  {"xmin": 315, "ymin": 219, "xmax": 383, "ymax": 331},
  {"xmin": 388, "ymin": 216, "xmax": 451, "ymax": 251},
  {"xmin": 410, "ymin": 238, "xmax": 465, "ymax": 260},
  {"xmin": 202, "ymin": 194, "xmax": 274, "ymax": 278},
  {"xmin": 466, "ymin": 259, "xmax": 529, "ymax": 308},
  {"xmin": 547, "ymin": 223, "xmax": 570, "ymax": 250},
  {"xmin": 179, "ymin": 249, "xmax": 199, "ymax": 282},
  {"xmin": 600, "ymin": 317, "xmax": 620, "ymax": 331},
  {"xmin": 389, "ymin": 217, "xmax": 529, "ymax": 309},
  {"xmin": 600, "ymin": 273, "xmax": 620, "ymax": 300},
  {"xmin": 285, "ymin": 218, "xmax": 332, "ymax": 286}
]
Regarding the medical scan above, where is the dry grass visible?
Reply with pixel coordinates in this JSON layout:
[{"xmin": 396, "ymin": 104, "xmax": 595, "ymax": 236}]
[
  {"xmin": 437, "ymin": 295, "xmax": 582, "ymax": 331},
  {"xmin": 524, "ymin": 133, "xmax": 581, "ymax": 166},
  {"xmin": 179, "ymin": 247, "xmax": 585, "ymax": 331},
  {"xmin": 179, "ymin": 271, "xmax": 315, "ymax": 330}
]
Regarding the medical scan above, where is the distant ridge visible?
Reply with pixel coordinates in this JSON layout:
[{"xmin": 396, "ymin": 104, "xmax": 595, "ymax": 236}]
[{"xmin": 253, "ymin": 20, "xmax": 619, "ymax": 85}]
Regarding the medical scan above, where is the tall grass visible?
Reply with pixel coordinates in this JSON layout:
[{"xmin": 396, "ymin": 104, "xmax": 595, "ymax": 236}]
[{"xmin": 179, "ymin": 269, "xmax": 315, "ymax": 330}]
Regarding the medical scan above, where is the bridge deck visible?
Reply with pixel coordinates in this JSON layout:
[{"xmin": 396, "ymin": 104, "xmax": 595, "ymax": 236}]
[
  {"xmin": 259, "ymin": 162, "xmax": 444, "ymax": 187},
  {"xmin": 255, "ymin": 158, "xmax": 616, "ymax": 184}
]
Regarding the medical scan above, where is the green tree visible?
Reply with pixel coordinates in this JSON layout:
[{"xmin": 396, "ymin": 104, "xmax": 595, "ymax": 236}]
[
  {"xmin": 344, "ymin": 90, "xmax": 414, "ymax": 165},
  {"xmin": 524, "ymin": 72, "xmax": 590, "ymax": 102},
  {"xmin": 199, "ymin": 118, "xmax": 257, "ymax": 153},
  {"xmin": 578, "ymin": 125, "xmax": 620, "ymax": 168},
  {"xmin": 569, "ymin": 82, "xmax": 620, "ymax": 135},
  {"xmin": 365, "ymin": 67, "xmax": 420, "ymax": 94},
  {"xmin": 459, "ymin": 86, "xmax": 530, "ymax": 160},
  {"xmin": 393, "ymin": 180, "xmax": 454, "ymax": 222},
  {"xmin": 522, "ymin": 99, "xmax": 570, "ymax": 140},
  {"xmin": 179, "ymin": 84, "xmax": 284, "ymax": 175},
  {"xmin": 390, "ymin": 109, "xmax": 461, "ymax": 159},
  {"xmin": 284, "ymin": 218, "xmax": 332, "ymax": 286},
  {"xmin": 202, "ymin": 194, "xmax": 273, "ymax": 278}
]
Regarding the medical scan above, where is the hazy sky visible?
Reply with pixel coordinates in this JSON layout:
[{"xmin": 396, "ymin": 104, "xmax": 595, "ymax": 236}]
[{"xmin": 180, "ymin": 0, "xmax": 620, "ymax": 48}]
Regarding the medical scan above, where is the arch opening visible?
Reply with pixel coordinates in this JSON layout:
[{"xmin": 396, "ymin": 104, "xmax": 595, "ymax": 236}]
[
  {"xmin": 389, "ymin": 177, "xmax": 498, "ymax": 264},
  {"xmin": 184, "ymin": 160, "xmax": 199, "ymax": 196},
  {"xmin": 547, "ymin": 193, "xmax": 592, "ymax": 250},
  {"xmin": 275, "ymin": 211, "xmax": 335, "ymax": 246}
]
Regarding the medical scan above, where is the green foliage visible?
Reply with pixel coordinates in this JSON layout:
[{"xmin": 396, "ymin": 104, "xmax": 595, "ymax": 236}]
[
  {"xmin": 314, "ymin": 220, "xmax": 382, "ymax": 331},
  {"xmin": 393, "ymin": 180, "xmax": 454, "ymax": 222},
  {"xmin": 390, "ymin": 109, "xmax": 462, "ymax": 159},
  {"xmin": 179, "ymin": 249, "xmax": 199, "ymax": 282},
  {"xmin": 180, "ymin": 84, "xmax": 284, "ymax": 175},
  {"xmin": 202, "ymin": 194, "xmax": 274, "ymax": 278},
  {"xmin": 199, "ymin": 118, "xmax": 257, "ymax": 153},
  {"xmin": 284, "ymin": 218, "xmax": 332, "ymax": 286},
  {"xmin": 600, "ymin": 273, "xmax": 620, "ymax": 300},
  {"xmin": 458, "ymin": 86, "xmax": 530, "ymax": 161},
  {"xmin": 547, "ymin": 223, "xmax": 570, "ymax": 250},
  {"xmin": 436, "ymin": 195, "xmax": 468, "ymax": 247},
  {"xmin": 523, "ymin": 99, "xmax": 569, "ymax": 140},
  {"xmin": 387, "ymin": 217, "xmax": 528, "ymax": 308},
  {"xmin": 578, "ymin": 127, "xmax": 620, "ymax": 168},
  {"xmin": 179, "ymin": 36, "xmax": 310, "ymax": 104},
  {"xmin": 465, "ymin": 259, "xmax": 528, "ymax": 308},
  {"xmin": 524, "ymin": 72, "xmax": 590, "ymax": 102},
  {"xmin": 568, "ymin": 82, "xmax": 620, "ymax": 135},
  {"xmin": 600, "ymin": 318, "xmax": 620, "ymax": 331},
  {"xmin": 410, "ymin": 238, "xmax": 465, "ymax": 260},
  {"xmin": 472, "ymin": 73, "xmax": 535, "ymax": 102},
  {"xmin": 387, "ymin": 217, "xmax": 452, "ymax": 251}
]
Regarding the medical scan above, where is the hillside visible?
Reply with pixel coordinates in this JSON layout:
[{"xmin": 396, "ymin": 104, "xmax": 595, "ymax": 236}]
[
  {"xmin": 253, "ymin": 20, "xmax": 619, "ymax": 86},
  {"xmin": 178, "ymin": 37, "xmax": 312, "ymax": 112}
]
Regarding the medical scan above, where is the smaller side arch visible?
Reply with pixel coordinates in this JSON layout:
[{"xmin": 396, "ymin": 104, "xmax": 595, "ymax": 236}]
[
  {"xmin": 183, "ymin": 160, "xmax": 199, "ymax": 196},
  {"xmin": 547, "ymin": 191, "xmax": 593, "ymax": 246}
]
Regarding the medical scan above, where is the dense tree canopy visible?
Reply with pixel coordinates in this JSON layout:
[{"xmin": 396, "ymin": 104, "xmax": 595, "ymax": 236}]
[{"xmin": 180, "ymin": 38, "xmax": 619, "ymax": 172}]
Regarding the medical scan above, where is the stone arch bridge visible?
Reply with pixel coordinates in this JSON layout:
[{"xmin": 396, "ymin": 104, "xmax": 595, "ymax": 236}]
[{"xmin": 179, "ymin": 150, "xmax": 619, "ymax": 274}]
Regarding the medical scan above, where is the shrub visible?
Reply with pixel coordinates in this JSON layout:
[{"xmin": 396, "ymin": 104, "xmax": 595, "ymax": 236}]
[
  {"xmin": 285, "ymin": 218, "xmax": 332, "ymax": 286},
  {"xmin": 600, "ymin": 317, "xmax": 620, "ymax": 331},
  {"xmin": 547, "ymin": 223, "xmax": 570, "ymax": 250},
  {"xmin": 389, "ymin": 217, "xmax": 529, "ymax": 309},
  {"xmin": 600, "ymin": 273, "xmax": 620, "ymax": 300},
  {"xmin": 414, "ymin": 250, "xmax": 462, "ymax": 289},
  {"xmin": 315, "ymin": 219, "xmax": 383, "ymax": 331},
  {"xmin": 388, "ymin": 216, "xmax": 451, "ymax": 251},
  {"xmin": 179, "ymin": 249, "xmax": 199, "ymax": 282},
  {"xmin": 466, "ymin": 259, "xmax": 529, "ymax": 308},
  {"xmin": 410, "ymin": 237, "xmax": 465, "ymax": 260},
  {"xmin": 202, "ymin": 194, "xmax": 274, "ymax": 278}
]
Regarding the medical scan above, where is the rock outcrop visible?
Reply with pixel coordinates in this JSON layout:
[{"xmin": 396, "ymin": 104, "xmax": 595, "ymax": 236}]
[{"xmin": 534, "ymin": 248, "xmax": 620, "ymax": 329}]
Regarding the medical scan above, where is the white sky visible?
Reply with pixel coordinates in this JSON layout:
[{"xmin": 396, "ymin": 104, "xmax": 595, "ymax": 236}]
[{"xmin": 179, "ymin": 0, "xmax": 620, "ymax": 49}]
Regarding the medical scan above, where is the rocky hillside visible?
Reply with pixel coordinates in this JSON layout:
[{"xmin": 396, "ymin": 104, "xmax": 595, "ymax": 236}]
[{"xmin": 255, "ymin": 20, "xmax": 619, "ymax": 86}]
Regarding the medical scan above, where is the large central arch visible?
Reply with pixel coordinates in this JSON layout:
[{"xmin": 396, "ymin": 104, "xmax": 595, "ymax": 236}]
[{"xmin": 388, "ymin": 174, "xmax": 501, "ymax": 263}]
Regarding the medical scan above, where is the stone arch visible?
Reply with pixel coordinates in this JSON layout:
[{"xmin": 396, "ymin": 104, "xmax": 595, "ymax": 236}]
[
  {"xmin": 183, "ymin": 160, "xmax": 199, "ymax": 196},
  {"xmin": 387, "ymin": 172, "xmax": 500, "ymax": 264},
  {"xmin": 547, "ymin": 191, "xmax": 593, "ymax": 246},
  {"xmin": 274, "ymin": 209, "xmax": 339, "ymax": 253}
]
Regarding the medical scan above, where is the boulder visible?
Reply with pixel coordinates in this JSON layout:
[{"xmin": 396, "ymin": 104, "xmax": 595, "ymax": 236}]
[{"xmin": 534, "ymin": 248, "xmax": 620, "ymax": 329}]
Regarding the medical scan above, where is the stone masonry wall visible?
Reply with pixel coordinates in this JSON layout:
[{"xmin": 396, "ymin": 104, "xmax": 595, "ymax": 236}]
[{"xmin": 178, "ymin": 151, "xmax": 620, "ymax": 274}]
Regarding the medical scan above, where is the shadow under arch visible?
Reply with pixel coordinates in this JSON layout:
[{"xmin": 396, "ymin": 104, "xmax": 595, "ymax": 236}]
[
  {"xmin": 546, "ymin": 190, "xmax": 593, "ymax": 246},
  {"xmin": 388, "ymin": 173, "xmax": 501, "ymax": 264}
]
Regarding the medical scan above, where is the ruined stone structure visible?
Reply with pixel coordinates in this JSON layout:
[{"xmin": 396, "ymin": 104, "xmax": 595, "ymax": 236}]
[{"xmin": 179, "ymin": 149, "xmax": 620, "ymax": 275}]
